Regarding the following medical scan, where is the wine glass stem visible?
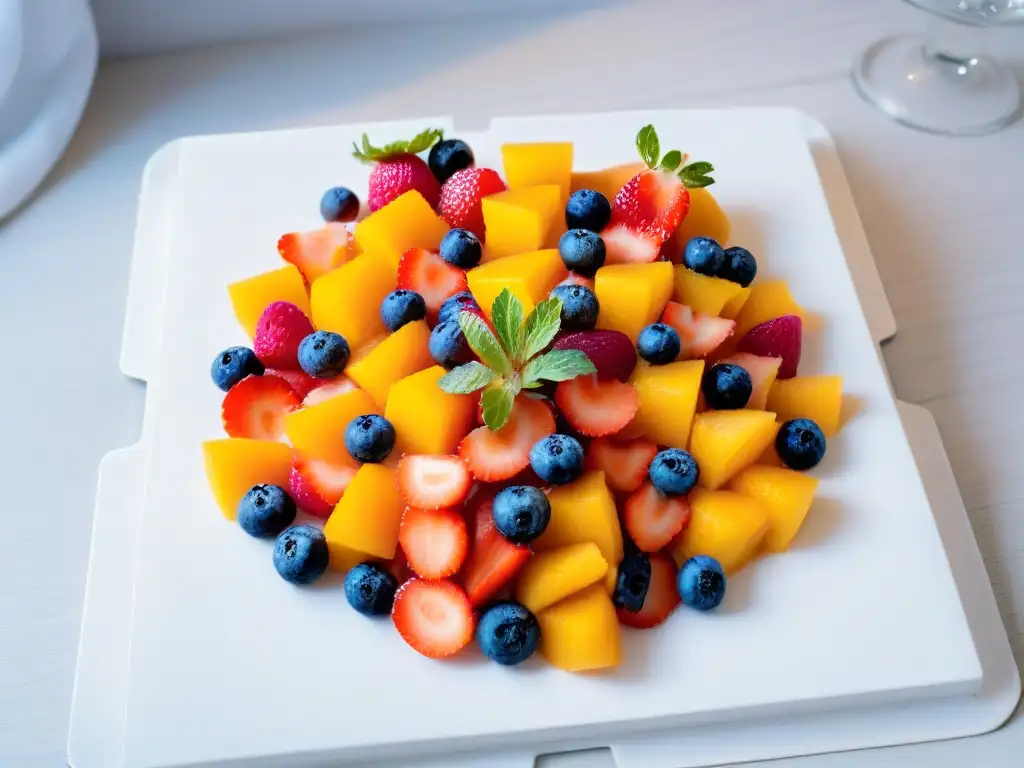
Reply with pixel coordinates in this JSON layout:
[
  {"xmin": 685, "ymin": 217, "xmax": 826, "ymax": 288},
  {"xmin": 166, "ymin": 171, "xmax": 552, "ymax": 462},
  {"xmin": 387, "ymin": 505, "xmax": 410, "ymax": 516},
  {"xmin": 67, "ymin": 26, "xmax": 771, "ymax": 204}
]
[{"xmin": 923, "ymin": 17, "xmax": 987, "ymax": 70}]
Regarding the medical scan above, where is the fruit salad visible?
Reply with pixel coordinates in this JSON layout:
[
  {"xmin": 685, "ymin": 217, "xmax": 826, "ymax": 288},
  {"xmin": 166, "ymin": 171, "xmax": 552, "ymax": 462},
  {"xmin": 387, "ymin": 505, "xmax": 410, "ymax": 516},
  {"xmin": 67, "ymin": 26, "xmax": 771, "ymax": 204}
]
[{"xmin": 203, "ymin": 125, "xmax": 844, "ymax": 671}]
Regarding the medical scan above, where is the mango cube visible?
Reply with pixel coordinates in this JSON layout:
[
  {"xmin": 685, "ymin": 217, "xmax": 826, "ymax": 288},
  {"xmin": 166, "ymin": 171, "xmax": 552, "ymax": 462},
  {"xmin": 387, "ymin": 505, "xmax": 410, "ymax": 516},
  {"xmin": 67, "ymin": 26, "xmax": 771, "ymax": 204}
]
[
  {"xmin": 733, "ymin": 280, "xmax": 805, "ymax": 339},
  {"xmin": 728, "ymin": 465, "xmax": 818, "ymax": 552},
  {"xmin": 501, "ymin": 142, "xmax": 574, "ymax": 200},
  {"xmin": 324, "ymin": 464, "xmax": 404, "ymax": 560},
  {"xmin": 346, "ymin": 320, "xmax": 434, "ymax": 408},
  {"xmin": 310, "ymin": 253, "xmax": 394, "ymax": 350},
  {"xmin": 228, "ymin": 265, "xmax": 310, "ymax": 338},
  {"xmin": 672, "ymin": 267, "xmax": 745, "ymax": 317},
  {"xmin": 353, "ymin": 190, "xmax": 448, "ymax": 271},
  {"xmin": 676, "ymin": 187, "xmax": 731, "ymax": 247},
  {"xmin": 629, "ymin": 360, "xmax": 704, "ymax": 449},
  {"xmin": 570, "ymin": 161, "xmax": 644, "ymax": 202},
  {"xmin": 720, "ymin": 287, "xmax": 751, "ymax": 320},
  {"xmin": 384, "ymin": 366, "xmax": 476, "ymax": 455},
  {"xmin": 538, "ymin": 584, "xmax": 621, "ymax": 672},
  {"xmin": 284, "ymin": 387, "xmax": 379, "ymax": 465},
  {"xmin": 202, "ymin": 439, "xmax": 293, "ymax": 520},
  {"xmin": 538, "ymin": 471, "xmax": 623, "ymax": 567},
  {"xmin": 467, "ymin": 249, "xmax": 567, "ymax": 318},
  {"xmin": 689, "ymin": 410, "xmax": 778, "ymax": 490},
  {"xmin": 595, "ymin": 262, "xmax": 674, "ymax": 342},
  {"xmin": 766, "ymin": 375, "xmax": 844, "ymax": 436},
  {"xmin": 481, "ymin": 185, "xmax": 562, "ymax": 261},
  {"xmin": 515, "ymin": 542, "xmax": 609, "ymax": 614},
  {"xmin": 670, "ymin": 488, "xmax": 770, "ymax": 574}
]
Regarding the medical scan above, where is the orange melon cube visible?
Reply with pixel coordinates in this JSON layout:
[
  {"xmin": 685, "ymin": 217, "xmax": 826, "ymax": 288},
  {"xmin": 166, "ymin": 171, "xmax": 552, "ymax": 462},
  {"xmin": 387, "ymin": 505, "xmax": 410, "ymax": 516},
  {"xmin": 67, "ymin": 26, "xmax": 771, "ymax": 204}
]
[
  {"xmin": 310, "ymin": 253, "xmax": 394, "ymax": 350},
  {"xmin": 570, "ymin": 161, "xmax": 644, "ymax": 202},
  {"xmin": 501, "ymin": 142, "xmax": 574, "ymax": 200},
  {"xmin": 516, "ymin": 542, "xmax": 608, "ymax": 614},
  {"xmin": 676, "ymin": 187, "xmax": 731, "ymax": 247},
  {"xmin": 346, "ymin": 320, "xmax": 434, "ymax": 408},
  {"xmin": 228, "ymin": 265, "xmax": 310, "ymax": 338},
  {"xmin": 202, "ymin": 439, "xmax": 293, "ymax": 520},
  {"xmin": 766, "ymin": 375, "xmax": 844, "ymax": 436},
  {"xmin": 481, "ymin": 185, "xmax": 562, "ymax": 261},
  {"xmin": 669, "ymin": 488, "xmax": 770, "ymax": 574},
  {"xmin": 467, "ymin": 248, "xmax": 567, "ymax": 318},
  {"xmin": 672, "ymin": 267, "xmax": 745, "ymax": 317},
  {"xmin": 384, "ymin": 366, "xmax": 476, "ymax": 456},
  {"xmin": 324, "ymin": 463, "xmax": 405, "ymax": 560},
  {"xmin": 538, "ymin": 471, "xmax": 623, "ymax": 567},
  {"xmin": 689, "ymin": 410, "xmax": 778, "ymax": 490},
  {"xmin": 284, "ymin": 387, "xmax": 379, "ymax": 465},
  {"xmin": 733, "ymin": 280, "xmax": 805, "ymax": 339},
  {"xmin": 353, "ymin": 190, "xmax": 448, "ymax": 271},
  {"xmin": 538, "ymin": 583, "xmax": 622, "ymax": 672},
  {"xmin": 629, "ymin": 360, "xmax": 704, "ymax": 449},
  {"xmin": 595, "ymin": 262, "xmax": 674, "ymax": 342},
  {"xmin": 728, "ymin": 465, "xmax": 819, "ymax": 552}
]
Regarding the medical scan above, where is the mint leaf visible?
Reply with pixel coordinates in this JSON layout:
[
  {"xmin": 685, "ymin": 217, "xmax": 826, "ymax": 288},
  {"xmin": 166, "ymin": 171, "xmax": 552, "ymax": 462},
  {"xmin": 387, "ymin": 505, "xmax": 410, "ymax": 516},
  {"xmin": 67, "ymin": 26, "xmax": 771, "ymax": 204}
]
[
  {"xmin": 438, "ymin": 362, "xmax": 497, "ymax": 394},
  {"xmin": 491, "ymin": 289, "xmax": 524, "ymax": 365},
  {"xmin": 636, "ymin": 125, "xmax": 660, "ymax": 169},
  {"xmin": 521, "ymin": 297, "xmax": 563, "ymax": 361},
  {"xmin": 522, "ymin": 349, "xmax": 596, "ymax": 386},
  {"xmin": 659, "ymin": 149, "xmax": 682, "ymax": 172},
  {"xmin": 458, "ymin": 311, "xmax": 512, "ymax": 377},
  {"xmin": 679, "ymin": 160, "xmax": 715, "ymax": 189},
  {"xmin": 480, "ymin": 383, "xmax": 515, "ymax": 430}
]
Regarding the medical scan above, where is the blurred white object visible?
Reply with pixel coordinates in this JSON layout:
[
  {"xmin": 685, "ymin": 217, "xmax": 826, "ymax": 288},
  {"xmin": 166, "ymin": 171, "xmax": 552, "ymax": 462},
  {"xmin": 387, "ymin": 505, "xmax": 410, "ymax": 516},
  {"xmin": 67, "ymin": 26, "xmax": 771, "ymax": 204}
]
[{"xmin": 0, "ymin": 0, "xmax": 98, "ymax": 221}]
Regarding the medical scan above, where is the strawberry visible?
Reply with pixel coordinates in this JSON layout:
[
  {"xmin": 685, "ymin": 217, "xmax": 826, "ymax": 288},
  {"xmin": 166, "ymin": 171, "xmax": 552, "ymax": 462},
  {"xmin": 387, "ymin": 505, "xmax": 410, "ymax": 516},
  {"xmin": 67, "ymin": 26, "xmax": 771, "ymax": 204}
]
[
  {"xmin": 302, "ymin": 375, "xmax": 357, "ymax": 407},
  {"xmin": 396, "ymin": 455, "xmax": 473, "ymax": 509},
  {"xmin": 623, "ymin": 482, "xmax": 692, "ymax": 553},
  {"xmin": 586, "ymin": 437, "xmax": 658, "ymax": 492},
  {"xmin": 289, "ymin": 456, "xmax": 356, "ymax": 518},
  {"xmin": 392, "ymin": 579, "xmax": 475, "ymax": 659},
  {"xmin": 557, "ymin": 272, "xmax": 596, "ymax": 291},
  {"xmin": 661, "ymin": 301, "xmax": 735, "ymax": 359},
  {"xmin": 658, "ymin": 229, "xmax": 685, "ymax": 264},
  {"xmin": 396, "ymin": 248, "xmax": 470, "ymax": 318},
  {"xmin": 555, "ymin": 375, "xmax": 639, "ymax": 437},
  {"xmin": 352, "ymin": 128, "xmax": 444, "ymax": 212},
  {"xmin": 552, "ymin": 330, "xmax": 637, "ymax": 382},
  {"xmin": 718, "ymin": 353, "xmax": 783, "ymax": 410},
  {"xmin": 399, "ymin": 507, "xmax": 469, "ymax": 579},
  {"xmin": 221, "ymin": 375, "xmax": 299, "ymax": 440},
  {"xmin": 601, "ymin": 223, "xmax": 661, "ymax": 265},
  {"xmin": 277, "ymin": 223, "xmax": 355, "ymax": 284},
  {"xmin": 265, "ymin": 368, "xmax": 320, "ymax": 400},
  {"xmin": 617, "ymin": 552, "xmax": 680, "ymax": 629},
  {"xmin": 459, "ymin": 396, "xmax": 556, "ymax": 482},
  {"xmin": 736, "ymin": 315, "xmax": 802, "ymax": 379},
  {"xmin": 253, "ymin": 301, "xmax": 315, "ymax": 370},
  {"xmin": 438, "ymin": 167, "xmax": 506, "ymax": 239},
  {"xmin": 384, "ymin": 548, "xmax": 413, "ymax": 584},
  {"xmin": 461, "ymin": 497, "xmax": 531, "ymax": 607}
]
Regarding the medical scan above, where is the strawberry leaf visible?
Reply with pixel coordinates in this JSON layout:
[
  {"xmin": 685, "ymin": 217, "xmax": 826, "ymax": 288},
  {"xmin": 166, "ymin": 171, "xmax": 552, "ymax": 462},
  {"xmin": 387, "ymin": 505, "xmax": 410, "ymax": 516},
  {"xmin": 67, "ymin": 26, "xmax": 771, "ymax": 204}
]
[
  {"xmin": 406, "ymin": 127, "xmax": 444, "ymax": 155},
  {"xmin": 491, "ymin": 289, "xmax": 524, "ymax": 365},
  {"xmin": 480, "ymin": 382, "xmax": 515, "ymax": 431},
  {"xmin": 352, "ymin": 128, "xmax": 444, "ymax": 163},
  {"xmin": 636, "ymin": 125, "xmax": 660, "ymax": 169},
  {"xmin": 521, "ymin": 297, "xmax": 563, "ymax": 361},
  {"xmin": 458, "ymin": 312, "xmax": 512, "ymax": 377},
  {"xmin": 679, "ymin": 160, "xmax": 715, "ymax": 189},
  {"xmin": 438, "ymin": 362, "xmax": 497, "ymax": 394},
  {"xmin": 522, "ymin": 349, "xmax": 596, "ymax": 387},
  {"xmin": 659, "ymin": 150, "xmax": 682, "ymax": 172}
]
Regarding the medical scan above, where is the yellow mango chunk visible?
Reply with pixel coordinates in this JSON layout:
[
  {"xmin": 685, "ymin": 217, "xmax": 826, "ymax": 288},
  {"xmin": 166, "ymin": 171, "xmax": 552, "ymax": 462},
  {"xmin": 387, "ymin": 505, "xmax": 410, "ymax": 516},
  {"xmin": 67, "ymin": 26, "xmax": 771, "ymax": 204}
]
[
  {"xmin": 310, "ymin": 253, "xmax": 394, "ymax": 350},
  {"xmin": 766, "ymin": 375, "xmax": 844, "ymax": 436},
  {"xmin": 670, "ymin": 489, "xmax": 770, "ymax": 574},
  {"xmin": 756, "ymin": 421, "xmax": 784, "ymax": 467},
  {"xmin": 595, "ymin": 262, "xmax": 674, "ymax": 342},
  {"xmin": 325, "ymin": 542, "xmax": 376, "ymax": 574},
  {"xmin": 676, "ymin": 187, "xmax": 732, "ymax": 246},
  {"xmin": 353, "ymin": 190, "xmax": 448, "ymax": 271},
  {"xmin": 284, "ymin": 387, "xmax": 379, "ymax": 465},
  {"xmin": 385, "ymin": 366, "xmax": 476, "ymax": 456},
  {"xmin": 629, "ymin": 360, "xmax": 704, "ymax": 449},
  {"xmin": 728, "ymin": 465, "xmax": 818, "ymax": 552},
  {"xmin": 604, "ymin": 565, "xmax": 618, "ymax": 595},
  {"xmin": 481, "ymin": 185, "xmax": 563, "ymax": 261},
  {"xmin": 501, "ymin": 142, "xmax": 574, "ymax": 200},
  {"xmin": 720, "ymin": 286, "xmax": 751, "ymax": 320},
  {"xmin": 228, "ymin": 265, "xmax": 310, "ymax": 338},
  {"xmin": 733, "ymin": 280, "xmax": 805, "ymax": 339},
  {"xmin": 539, "ymin": 584, "xmax": 621, "ymax": 672},
  {"xmin": 538, "ymin": 471, "xmax": 623, "ymax": 567},
  {"xmin": 672, "ymin": 267, "xmax": 745, "ymax": 317},
  {"xmin": 324, "ymin": 464, "xmax": 404, "ymax": 560},
  {"xmin": 516, "ymin": 542, "xmax": 608, "ymax": 614},
  {"xmin": 570, "ymin": 161, "xmax": 644, "ymax": 202},
  {"xmin": 689, "ymin": 410, "xmax": 778, "ymax": 490},
  {"xmin": 467, "ymin": 249, "xmax": 567, "ymax": 318},
  {"xmin": 202, "ymin": 439, "xmax": 293, "ymax": 520},
  {"xmin": 346, "ymin": 321, "xmax": 434, "ymax": 408}
]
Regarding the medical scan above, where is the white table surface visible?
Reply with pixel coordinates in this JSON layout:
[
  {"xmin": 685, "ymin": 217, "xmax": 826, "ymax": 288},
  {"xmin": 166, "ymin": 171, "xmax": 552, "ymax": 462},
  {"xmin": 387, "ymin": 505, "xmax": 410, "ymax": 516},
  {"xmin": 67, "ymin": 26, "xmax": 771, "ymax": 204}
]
[{"xmin": 1, "ymin": 1, "xmax": 1022, "ymax": 766}]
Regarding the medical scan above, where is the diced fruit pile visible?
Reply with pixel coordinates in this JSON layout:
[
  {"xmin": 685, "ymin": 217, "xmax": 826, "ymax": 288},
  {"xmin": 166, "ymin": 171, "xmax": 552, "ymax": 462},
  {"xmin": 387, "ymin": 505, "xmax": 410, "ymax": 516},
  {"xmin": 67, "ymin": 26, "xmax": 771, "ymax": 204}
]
[{"xmin": 203, "ymin": 125, "xmax": 846, "ymax": 672}]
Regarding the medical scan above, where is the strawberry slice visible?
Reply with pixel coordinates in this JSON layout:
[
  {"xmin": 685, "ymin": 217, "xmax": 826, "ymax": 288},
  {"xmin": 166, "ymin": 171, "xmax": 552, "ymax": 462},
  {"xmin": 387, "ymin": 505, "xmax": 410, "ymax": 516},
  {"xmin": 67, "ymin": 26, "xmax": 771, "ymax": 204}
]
[
  {"xmin": 461, "ymin": 496, "xmax": 531, "ymax": 607},
  {"xmin": 399, "ymin": 507, "xmax": 469, "ymax": 580},
  {"xmin": 221, "ymin": 375, "xmax": 299, "ymax": 440},
  {"xmin": 289, "ymin": 456, "xmax": 356, "ymax": 518},
  {"xmin": 586, "ymin": 437, "xmax": 658, "ymax": 492},
  {"xmin": 718, "ymin": 353, "xmax": 782, "ymax": 410},
  {"xmin": 736, "ymin": 315, "xmax": 802, "ymax": 380},
  {"xmin": 553, "ymin": 330, "xmax": 637, "ymax": 382},
  {"xmin": 302, "ymin": 376, "xmax": 357, "ymax": 407},
  {"xmin": 613, "ymin": 168, "xmax": 690, "ymax": 245},
  {"xmin": 459, "ymin": 396, "xmax": 556, "ymax": 482},
  {"xmin": 658, "ymin": 229, "xmax": 685, "ymax": 265},
  {"xmin": 396, "ymin": 247, "xmax": 470, "ymax": 317},
  {"xmin": 555, "ymin": 375, "xmax": 639, "ymax": 438},
  {"xmin": 601, "ymin": 223, "xmax": 661, "ymax": 265},
  {"xmin": 557, "ymin": 272, "xmax": 596, "ymax": 291},
  {"xmin": 617, "ymin": 552, "xmax": 680, "ymax": 629},
  {"xmin": 661, "ymin": 301, "xmax": 735, "ymax": 359},
  {"xmin": 278, "ymin": 222, "xmax": 355, "ymax": 284},
  {"xmin": 392, "ymin": 579, "xmax": 475, "ymax": 659},
  {"xmin": 265, "ymin": 368, "xmax": 321, "ymax": 400},
  {"xmin": 396, "ymin": 455, "xmax": 473, "ymax": 509},
  {"xmin": 623, "ymin": 482, "xmax": 692, "ymax": 553}
]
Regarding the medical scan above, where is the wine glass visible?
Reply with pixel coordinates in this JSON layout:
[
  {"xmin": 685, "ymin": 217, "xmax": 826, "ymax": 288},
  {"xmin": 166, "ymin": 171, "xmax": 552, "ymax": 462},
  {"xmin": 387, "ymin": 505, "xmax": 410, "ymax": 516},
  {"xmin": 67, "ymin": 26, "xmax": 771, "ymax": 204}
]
[{"xmin": 852, "ymin": 0, "xmax": 1024, "ymax": 135}]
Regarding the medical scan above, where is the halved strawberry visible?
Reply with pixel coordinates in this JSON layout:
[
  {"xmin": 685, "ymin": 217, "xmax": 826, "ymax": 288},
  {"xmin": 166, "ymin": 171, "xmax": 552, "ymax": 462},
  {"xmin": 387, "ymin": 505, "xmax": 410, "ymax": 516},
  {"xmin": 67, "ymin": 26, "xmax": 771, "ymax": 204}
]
[
  {"xmin": 623, "ymin": 482, "xmax": 692, "ymax": 553},
  {"xmin": 221, "ymin": 375, "xmax": 299, "ymax": 440},
  {"xmin": 661, "ymin": 301, "xmax": 735, "ymax": 359},
  {"xmin": 461, "ymin": 496, "xmax": 532, "ymax": 607},
  {"xmin": 399, "ymin": 507, "xmax": 469, "ymax": 580},
  {"xmin": 555, "ymin": 375, "xmax": 639, "ymax": 438},
  {"xmin": 557, "ymin": 272, "xmax": 596, "ymax": 291},
  {"xmin": 396, "ymin": 247, "xmax": 469, "ymax": 317},
  {"xmin": 718, "ymin": 353, "xmax": 782, "ymax": 410},
  {"xmin": 392, "ymin": 579, "xmax": 475, "ymax": 659},
  {"xmin": 617, "ymin": 552, "xmax": 680, "ymax": 629},
  {"xmin": 265, "ymin": 368, "xmax": 321, "ymax": 400},
  {"xmin": 384, "ymin": 548, "xmax": 413, "ymax": 584},
  {"xmin": 438, "ymin": 166, "xmax": 507, "ymax": 239},
  {"xmin": 459, "ymin": 396, "xmax": 556, "ymax": 482},
  {"xmin": 289, "ymin": 456, "xmax": 356, "ymax": 518},
  {"xmin": 613, "ymin": 168, "xmax": 690, "ymax": 245},
  {"xmin": 553, "ymin": 330, "xmax": 637, "ymax": 382},
  {"xmin": 601, "ymin": 223, "xmax": 660, "ymax": 265},
  {"xmin": 586, "ymin": 437, "xmax": 658, "ymax": 492},
  {"xmin": 396, "ymin": 455, "xmax": 473, "ymax": 509},
  {"xmin": 302, "ymin": 376, "xmax": 356, "ymax": 407},
  {"xmin": 278, "ymin": 222, "xmax": 355, "ymax": 284},
  {"xmin": 658, "ymin": 229, "xmax": 685, "ymax": 264},
  {"xmin": 736, "ymin": 315, "xmax": 802, "ymax": 380}
]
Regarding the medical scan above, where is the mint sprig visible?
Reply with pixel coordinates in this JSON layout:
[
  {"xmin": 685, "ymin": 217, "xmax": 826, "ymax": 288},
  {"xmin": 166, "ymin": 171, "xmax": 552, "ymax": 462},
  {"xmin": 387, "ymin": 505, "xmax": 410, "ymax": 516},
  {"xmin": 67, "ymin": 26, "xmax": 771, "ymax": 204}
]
[
  {"xmin": 634, "ymin": 124, "xmax": 715, "ymax": 188},
  {"xmin": 352, "ymin": 128, "xmax": 444, "ymax": 163}
]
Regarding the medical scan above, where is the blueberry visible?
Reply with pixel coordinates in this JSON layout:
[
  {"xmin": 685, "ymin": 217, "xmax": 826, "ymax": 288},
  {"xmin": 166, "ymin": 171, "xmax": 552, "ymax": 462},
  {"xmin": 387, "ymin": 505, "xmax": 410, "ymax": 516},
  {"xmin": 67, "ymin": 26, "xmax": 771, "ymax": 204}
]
[
  {"xmin": 344, "ymin": 414, "xmax": 396, "ymax": 463},
  {"xmin": 529, "ymin": 434, "xmax": 584, "ymax": 486},
  {"xmin": 701, "ymin": 363, "xmax": 752, "ymax": 410},
  {"xmin": 429, "ymin": 320, "xmax": 473, "ymax": 369},
  {"xmin": 776, "ymin": 418, "xmax": 826, "ymax": 471},
  {"xmin": 637, "ymin": 323, "xmax": 681, "ymax": 365},
  {"xmin": 437, "ymin": 291, "xmax": 480, "ymax": 326},
  {"xmin": 439, "ymin": 228, "xmax": 482, "ymax": 269},
  {"xmin": 298, "ymin": 330, "xmax": 350, "ymax": 378},
  {"xmin": 557, "ymin": 229, "xmax": 606, "ymax": 277},
  {"xmin": 550, "ymin": 284, "xmax": 600, "ymax": 331},
  {"xmin": 211, "ymin": 346, "xmax": 264, "ymax": 391},
  {"xmin": 492, "ymin": 486, "xmax": 550, "ymax": 544},
  {"xmin": 677, "ymin": 555, "xmax": 726, "ymax": 611},
  {"xmin": 344, "ymin": 562, "xmax": 398, "ymax": 616},
  {"xmin": 272, "ymin": 525, "xmax": 329, "ymax": 585},
  {"xmin": 476, "ymin": 601, "xmax": 540, "ymax": 666},
  {"xmin": 428, "ymin": 138, "xmax": 475, "ymax": 184},
  {"xmin": 720, "ymin": 246, "xmax": 757, "ymax": 287},
  {"xmin": 683, "ymin": 236, "xmax": 726, "ymax": 276},
  {"xmin": 565, "ymin": 189, "xmax": 612, "ymax": 233},
  {"xmin": 613, "ymin": 547, "xmax": 652, "ymax": 612},
  {"xmin": 648, "ymin": 448, "xmax": 699, "ymax": 496},
  {"xmin": 237, "ymin": 484, "xmax": 296, "ymax": 538},
  {"xmin": 320, "ymin": 186, "xmax": 360, "ymax": 223},
  {"xmin": 380, "ymin": 289, "xmax": 427, "ymax": 332}
]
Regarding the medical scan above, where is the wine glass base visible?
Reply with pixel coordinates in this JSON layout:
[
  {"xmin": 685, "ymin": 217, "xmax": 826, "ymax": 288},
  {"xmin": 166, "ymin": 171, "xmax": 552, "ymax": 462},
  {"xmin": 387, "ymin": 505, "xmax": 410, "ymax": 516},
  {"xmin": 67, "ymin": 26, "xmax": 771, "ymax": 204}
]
[{"xmin": 852, "ymin": 35, "xmax": 1022, "ymax": 136}]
